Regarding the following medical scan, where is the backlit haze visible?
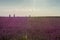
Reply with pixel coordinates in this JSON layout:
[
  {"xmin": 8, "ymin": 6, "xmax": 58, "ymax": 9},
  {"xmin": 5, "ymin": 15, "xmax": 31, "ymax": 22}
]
[{"xmin": 0, "ymin": 0, "xmax": 60, "ymax": 16}]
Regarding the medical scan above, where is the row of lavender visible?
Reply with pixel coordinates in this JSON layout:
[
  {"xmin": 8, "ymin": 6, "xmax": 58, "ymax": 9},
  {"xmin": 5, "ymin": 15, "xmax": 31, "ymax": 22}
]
[{"xmin": 0, "ymin": 17, "xmax": 60, "ymax": 40}]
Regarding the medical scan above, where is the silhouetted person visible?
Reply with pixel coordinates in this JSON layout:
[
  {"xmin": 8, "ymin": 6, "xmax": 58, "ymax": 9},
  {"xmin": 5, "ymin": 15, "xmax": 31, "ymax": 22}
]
[
  {"xmin": 13, "ymin": 14, "xmax": 15, "ymax": 17},
  {"xmin": 9, "ymin": 14, "xmax": 11, "ymax": 17}
]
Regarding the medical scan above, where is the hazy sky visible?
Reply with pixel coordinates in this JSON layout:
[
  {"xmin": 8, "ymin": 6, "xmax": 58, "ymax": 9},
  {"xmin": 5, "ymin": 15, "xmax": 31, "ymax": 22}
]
[{"xmin": 0, "ymin": 0, "xmax": 60, "ymax": 16}]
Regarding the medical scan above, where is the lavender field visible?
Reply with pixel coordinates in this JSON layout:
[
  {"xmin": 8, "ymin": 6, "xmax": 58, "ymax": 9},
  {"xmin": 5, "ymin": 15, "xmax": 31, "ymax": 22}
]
[{"xmin": 0, "ymin": 17, "xmax": 60, "ymax": 40}]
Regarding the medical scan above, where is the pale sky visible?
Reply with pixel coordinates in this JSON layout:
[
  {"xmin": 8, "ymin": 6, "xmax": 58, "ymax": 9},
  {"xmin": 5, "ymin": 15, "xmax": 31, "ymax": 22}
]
[{"xmin": 0, "ymin": 0, "xmax": 60, "ymax": 16}]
